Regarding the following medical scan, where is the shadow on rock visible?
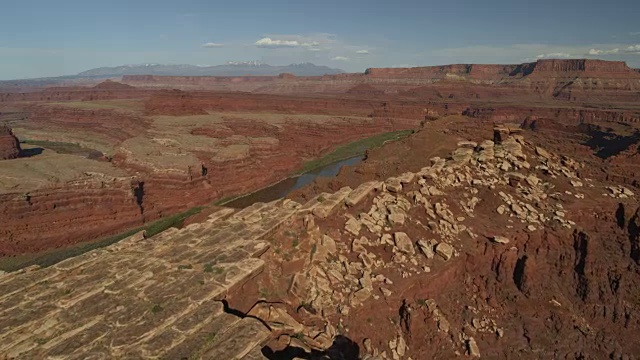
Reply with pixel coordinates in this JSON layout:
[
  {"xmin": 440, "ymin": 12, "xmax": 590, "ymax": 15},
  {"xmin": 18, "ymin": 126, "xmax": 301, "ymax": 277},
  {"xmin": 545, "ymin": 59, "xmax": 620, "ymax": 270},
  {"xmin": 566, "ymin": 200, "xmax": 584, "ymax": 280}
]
[
  {"xmin": 19, "ymin": 147, "xmax": 44, "ymax": 158},
  {"xmin": 262, "ymin": 335, "xmax": 360, "ymax": 360}
]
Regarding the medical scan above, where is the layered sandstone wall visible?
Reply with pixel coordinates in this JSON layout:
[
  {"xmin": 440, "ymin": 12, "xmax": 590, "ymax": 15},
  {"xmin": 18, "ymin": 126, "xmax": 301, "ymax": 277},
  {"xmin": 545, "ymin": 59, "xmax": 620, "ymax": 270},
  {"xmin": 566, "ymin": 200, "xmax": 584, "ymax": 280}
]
[
  {"xmin": 0, "ymin": 178, "xmax": 142, "ymax": 256},
  {"xmin": 0, "ymin": 125, "xmax": 20, "ymax": 160},
  {"xmin": 24, "ymin": 106, "xmax": 150, "ymax": 147},
  {"xmin": 531, "ymin": 59, "xmax": 632, "ymax": 73},
  {"xmin": 463, "ymin": 105, "xmax": 640, "ymax": 125},
  {"xmin": 0, "ymin": 114, "xmax": 420, "ymax": 255},
  {"xmin": 0, "ymin": 84, "xmax": 151, "ymax": 103}
]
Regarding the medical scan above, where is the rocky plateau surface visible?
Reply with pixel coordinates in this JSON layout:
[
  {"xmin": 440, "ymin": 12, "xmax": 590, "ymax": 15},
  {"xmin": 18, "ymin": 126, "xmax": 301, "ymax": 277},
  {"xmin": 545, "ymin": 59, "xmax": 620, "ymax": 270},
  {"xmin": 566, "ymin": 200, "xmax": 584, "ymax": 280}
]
[{"xmin": 1, "ymin": 125, "xmax": 639, "ymax": 359}]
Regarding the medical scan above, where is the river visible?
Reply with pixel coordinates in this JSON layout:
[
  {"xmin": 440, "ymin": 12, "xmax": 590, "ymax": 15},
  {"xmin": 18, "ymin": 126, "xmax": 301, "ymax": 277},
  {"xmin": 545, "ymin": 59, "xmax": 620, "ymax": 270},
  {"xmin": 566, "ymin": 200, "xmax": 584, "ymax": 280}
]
[{"xmin": 224, "ymin": 156, "xmax": 363, "ymax": 208}]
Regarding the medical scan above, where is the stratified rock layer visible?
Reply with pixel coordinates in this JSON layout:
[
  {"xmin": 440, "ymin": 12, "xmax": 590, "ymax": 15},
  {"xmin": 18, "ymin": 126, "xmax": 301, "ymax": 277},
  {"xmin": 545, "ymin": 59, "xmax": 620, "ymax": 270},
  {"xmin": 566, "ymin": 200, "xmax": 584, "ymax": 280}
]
[
  {"xmin": 0, "ymin": 125, "xmax": 20, "ymax": 160},
  {"xmin": 0, "ymin": 199, "xmax": 300, "ymax": 359}
]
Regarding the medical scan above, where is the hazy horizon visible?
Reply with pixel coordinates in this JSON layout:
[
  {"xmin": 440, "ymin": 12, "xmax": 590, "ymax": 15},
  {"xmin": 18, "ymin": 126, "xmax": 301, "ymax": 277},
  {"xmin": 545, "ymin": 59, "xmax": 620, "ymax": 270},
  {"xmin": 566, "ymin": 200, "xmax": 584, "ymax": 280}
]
[{"xmin": 2, "ymin": 0, "xmax": 640, "ymax": 80}]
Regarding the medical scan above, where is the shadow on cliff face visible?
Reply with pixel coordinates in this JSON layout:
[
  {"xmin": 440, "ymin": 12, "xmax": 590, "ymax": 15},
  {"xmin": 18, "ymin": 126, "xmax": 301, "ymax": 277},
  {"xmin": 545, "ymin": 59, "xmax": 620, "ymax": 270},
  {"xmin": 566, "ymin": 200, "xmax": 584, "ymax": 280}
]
[
  {"xmin": 629, "ymin": 207, "xmax": 640, "ymax": 264},
  {"xmin": 262, "ymin": 335, "xmax": 360, "ymax": 360},
  {"xmin": 578, "ymin": 123, "xmax": 640, "ymax": 159}
]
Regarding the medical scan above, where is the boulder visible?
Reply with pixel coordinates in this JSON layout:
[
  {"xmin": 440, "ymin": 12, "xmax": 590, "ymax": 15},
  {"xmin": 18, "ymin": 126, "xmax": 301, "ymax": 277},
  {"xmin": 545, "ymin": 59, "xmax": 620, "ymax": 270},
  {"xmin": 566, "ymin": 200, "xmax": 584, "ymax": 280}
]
[
  {"xmin": 345, "ymin": 217, "xmax": 362, "ymax": 236},
  {"xmin": 394, "ymin": 232, "xmax": 415, "ymax": 255},
  {"xmin": 467, "ymin": 337, "xmax": 481, "ymax": 357},
  {"xmin": 417, "ymin": 239, "xmax": 435, "ymax": 259},
  {"xmin": 385, "ymin": 178, "xmax": 403, "ymax": 193},
  {"xmin": 492, "ymin": 236, "xmax": 510, "ymax": 244},
  {"xmin": 535, "ymin": 146, "xmax": 551, "ymax": 159},
  {"xmin": 435, "ymin": 242, "xmax": 453, "ymax": 260}
]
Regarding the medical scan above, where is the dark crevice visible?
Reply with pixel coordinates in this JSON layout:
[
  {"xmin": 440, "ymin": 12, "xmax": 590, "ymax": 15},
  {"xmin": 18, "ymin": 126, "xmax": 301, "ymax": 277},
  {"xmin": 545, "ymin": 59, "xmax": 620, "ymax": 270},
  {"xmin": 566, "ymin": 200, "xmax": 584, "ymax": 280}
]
[
  {"xmin": 513, "ymin": 255, "xmax": 528, "ymax": 292},
  {"xmin": 220, "ymin": 299, "xmax": 282, "ymax": 332},
  {"xmin": 133, "ymin": 181, "xmax": 144, "ymax": 214},
  {"xmin": 219, "ymin": 300, "xmax": 361, "ymax": 359},
  {"xmin": 616, "ymin": 203, "xmax": 626, "ymax": 229},
  {"xmin": 629, "ymin": 207, "xmax": 640, "ymax": 263},
  {"xmin": 262, "ymin": 335, "xmax": 360, "ymax": 360},
  {"xmin": 220, "ymin": 299, "xmax": 246, "ymax": 318},
  {"xmin": 573, "ymin": 231, "xmax": 590, "ymax": 301}
]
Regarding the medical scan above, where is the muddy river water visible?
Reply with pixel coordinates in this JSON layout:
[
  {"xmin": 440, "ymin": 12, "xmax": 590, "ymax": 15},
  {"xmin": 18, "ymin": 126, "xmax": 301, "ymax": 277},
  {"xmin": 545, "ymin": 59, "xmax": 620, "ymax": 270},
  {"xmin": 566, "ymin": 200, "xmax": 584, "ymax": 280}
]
[{"xmin": 225, "ymin": 156, "xmax": 363, "ymax": 208}]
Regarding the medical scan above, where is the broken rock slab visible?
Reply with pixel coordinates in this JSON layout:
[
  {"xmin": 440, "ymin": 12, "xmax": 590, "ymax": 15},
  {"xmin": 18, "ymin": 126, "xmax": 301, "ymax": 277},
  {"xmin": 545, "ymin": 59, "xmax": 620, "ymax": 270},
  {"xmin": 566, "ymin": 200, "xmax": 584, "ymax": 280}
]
[
  {"xmin": 416, "ymin": 239, "xmax": 435, "ymax": 259},
  {"xmin": 345, "ymin": 181, "xmax": 382, "ymax": 207},
  {"xmin": 491, "ymin": 236, "xmax": 510, "ymax": 244},
  {"xmin": 467, "ymin": 337, "xmax": 481, "ymax": 357},
  {"xmin": 385, "ymin": 178, "xmax": 403, "ymax": 193},
  {"xmin": 435, "ymin": 242, "xmax": 453, "ymax": 260},
  {"xmin": 345, "ymin": 216, "xmax": 362, "ymax": 236},
  {"xmin": 394, "ymin": 232, "xmax": 415, "ymax": 255},
  {"xmin": 312, "ymin": 186, "xmax": 353, "ymax": 218}
]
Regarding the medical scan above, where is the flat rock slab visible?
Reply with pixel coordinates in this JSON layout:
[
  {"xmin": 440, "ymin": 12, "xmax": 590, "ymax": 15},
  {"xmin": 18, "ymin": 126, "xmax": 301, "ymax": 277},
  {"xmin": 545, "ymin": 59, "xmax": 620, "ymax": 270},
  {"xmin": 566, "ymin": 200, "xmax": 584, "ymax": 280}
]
[
  {"xmin": 0, "ymin": 197, "xmax": 299, "ymax": 359},
  {"xmin": 345, "ymin": 181, "xmax": 381, "ymax": 207},
  {"xmin": 312, "ymin": 187, "xmax": 353, "ymax": 218}
]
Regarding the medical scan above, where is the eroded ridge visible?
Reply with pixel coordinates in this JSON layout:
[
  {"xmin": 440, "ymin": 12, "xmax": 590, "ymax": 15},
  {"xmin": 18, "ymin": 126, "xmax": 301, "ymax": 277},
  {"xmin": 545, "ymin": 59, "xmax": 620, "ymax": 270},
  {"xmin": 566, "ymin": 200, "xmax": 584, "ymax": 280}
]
[
  {"xmin": 0, "ymin": 199, "xmax": 301, "ymax": 359},
  {"xmin": 255, "ymin": 129, "xmax": 638, "ymax": 359},
  {"xmin": 1, "ymin": 129, "xmax": 638, "ymax": 359}
]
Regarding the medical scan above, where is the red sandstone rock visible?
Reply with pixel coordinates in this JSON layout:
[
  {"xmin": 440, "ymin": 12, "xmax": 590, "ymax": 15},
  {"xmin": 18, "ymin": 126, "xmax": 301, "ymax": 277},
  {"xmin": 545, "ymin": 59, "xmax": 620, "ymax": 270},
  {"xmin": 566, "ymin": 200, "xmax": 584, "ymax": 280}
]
[{"xmin": 0, "ymin": 125, "xmax": 20, "ymax": 160}]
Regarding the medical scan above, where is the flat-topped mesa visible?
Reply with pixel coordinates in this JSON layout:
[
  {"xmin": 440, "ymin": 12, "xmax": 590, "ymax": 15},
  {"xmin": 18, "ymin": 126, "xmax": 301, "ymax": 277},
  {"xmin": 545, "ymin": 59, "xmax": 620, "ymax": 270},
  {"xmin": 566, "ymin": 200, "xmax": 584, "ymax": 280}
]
[
  {"xmin": 531, "ymin": 59, "xmax": 632, "ymax": 73},
  {"xmin": 92, "ymin": 79, "xmax": 136, "ymax": 90},
  {"xmin": 364, "ymin": 64, "xmax": 518, "ymax": 79},
  {"xmin": 0, "ymin": 125, "xmax": 20, "ymax": 160},
  {"xmin": 364, "ymin": 59, "xmax": 639, "ymax": 80},
  {"xmin": 0, "ymin": 198, "xmax": 301, "ymax": 359}
]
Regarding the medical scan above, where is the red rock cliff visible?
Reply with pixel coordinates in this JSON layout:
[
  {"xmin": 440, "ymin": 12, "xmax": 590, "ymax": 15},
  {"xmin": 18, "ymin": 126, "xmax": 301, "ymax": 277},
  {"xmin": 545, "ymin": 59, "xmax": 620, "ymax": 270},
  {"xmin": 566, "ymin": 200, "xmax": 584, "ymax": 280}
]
[
  {"xmin": 531, "ymin": 59, "xmax": 632, "ymax": 73},
  {"xmin": 0, "ymin": 125, "xmax": 21, "ymax": 160}
]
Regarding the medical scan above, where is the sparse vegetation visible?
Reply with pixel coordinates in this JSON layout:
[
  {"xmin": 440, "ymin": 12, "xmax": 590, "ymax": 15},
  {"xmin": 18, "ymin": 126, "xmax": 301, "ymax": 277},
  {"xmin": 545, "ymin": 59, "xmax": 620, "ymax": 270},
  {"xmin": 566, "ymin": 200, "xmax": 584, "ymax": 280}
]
[
  {"xmin": 151, "ymin": 304, "xmax": 163, "ymax": 314},
  {"xmin": 177, "ymin": 264, "xmax": 193, "ymax": 270},
  {"xmin": 203, "ymin": 263, "xmax": 224, "ymax": 274},
  {"xmin": 0, "ymin": 206, "xmax": 204, "ymax": 272},
  {"xmin": 297, "ymin": 129, "xmax": 414, "ymax": 175},
  {"xmin": 317, "ymin": 195, "xmax": 326, "ymax": 202}
]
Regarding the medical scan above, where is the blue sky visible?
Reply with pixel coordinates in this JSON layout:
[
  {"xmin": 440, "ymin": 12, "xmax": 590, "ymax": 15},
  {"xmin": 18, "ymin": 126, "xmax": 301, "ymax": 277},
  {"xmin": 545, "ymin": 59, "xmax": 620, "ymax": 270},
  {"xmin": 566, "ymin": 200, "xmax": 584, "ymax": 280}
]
[{"xmin": 1, "ymin": 0, "xmax": 640, "ymax": 79}]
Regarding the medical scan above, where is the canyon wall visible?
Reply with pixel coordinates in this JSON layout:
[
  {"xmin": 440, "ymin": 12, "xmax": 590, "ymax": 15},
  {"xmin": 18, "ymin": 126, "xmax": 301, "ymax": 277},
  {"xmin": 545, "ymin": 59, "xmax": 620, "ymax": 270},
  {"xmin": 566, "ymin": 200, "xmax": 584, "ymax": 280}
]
[
  {"xmin": 120, "ymin": 59, "xmax": 640, "ymax": 103},
  {"xmin": 0, "ymin": 113, "xmax": 420, "ymax": 255},
  {"xmin": 0, "ymin": 82, "xmax": 151, "ymax": 103},
  {"xmin": 463, "ymin": 105, "xmax": 640, "ymax": 125},
  {"xmin": 0, "ymin": 126, "xmax": 20, "ymax": 160}
]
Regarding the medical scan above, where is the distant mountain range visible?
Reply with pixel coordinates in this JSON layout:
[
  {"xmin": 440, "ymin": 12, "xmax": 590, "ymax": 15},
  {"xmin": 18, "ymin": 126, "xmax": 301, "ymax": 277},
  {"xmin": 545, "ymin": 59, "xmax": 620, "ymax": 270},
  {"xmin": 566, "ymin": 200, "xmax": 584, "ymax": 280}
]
[
  {"xmin": 76, "ymin": 62, "xmax": 345, "ymax": 77},
  {"xmin": 0, "ymin": 62, "xmax": 345, "ymax": 89}
]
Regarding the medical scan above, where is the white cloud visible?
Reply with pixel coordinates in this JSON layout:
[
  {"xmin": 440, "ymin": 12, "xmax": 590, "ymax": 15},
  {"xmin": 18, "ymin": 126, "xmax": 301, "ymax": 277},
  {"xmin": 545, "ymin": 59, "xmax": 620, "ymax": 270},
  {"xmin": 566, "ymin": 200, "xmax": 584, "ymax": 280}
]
[
  {"xmin": 588, "ymin": 48, "xmax": 619, "ymax": 55},
  {"xmin": 331, "ymin": 56, "xmax": 349, "ymax": 61},
  {"xmin": 254, "ymin": 36, "xmax": 323, "ymax": 49},
  {"xmin": 625, "ymin": 44, "xmax": 640, "ymax": 52},
  {"xmin": 356, "ymin": 50, "xmax": 370, "ymax": 54},
  {"xmin": 535, "ymin": 52, "xmax": 572, "ymax": 59},
  {"xmin": 588, "ymin": 45, "xmax": 640, "ymax": 55},
  {"xmin": 201, "ymin": 42, "xmax": 224, "ymax": 48},
  {"xmin": 255, "ymin": 37, "xmax": 301, "ymax": 48}
]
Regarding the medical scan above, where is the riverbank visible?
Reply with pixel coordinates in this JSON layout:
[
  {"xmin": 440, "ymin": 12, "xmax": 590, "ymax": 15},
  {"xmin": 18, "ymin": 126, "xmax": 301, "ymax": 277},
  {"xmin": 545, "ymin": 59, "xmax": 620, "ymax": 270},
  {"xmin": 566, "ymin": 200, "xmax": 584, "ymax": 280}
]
[
  {"xmin": 0, "ymin": 129, "xmax": 414, "ymax": 272},
  {"xmin": 296, "ymin": 129, "xmax": 414, "ymax": 174}
]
